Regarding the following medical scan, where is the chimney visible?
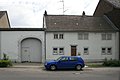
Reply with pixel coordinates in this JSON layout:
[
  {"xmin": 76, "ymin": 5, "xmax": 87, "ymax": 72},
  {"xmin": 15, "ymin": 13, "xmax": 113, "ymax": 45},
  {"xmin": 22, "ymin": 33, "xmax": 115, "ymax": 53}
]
[
  {"xmin": 82, "ymin": 11, "xmax": 86, "ymax": 17},
  {"xmin": 44, "ymin": 10, "xmax": 47, "ymax": 16}
]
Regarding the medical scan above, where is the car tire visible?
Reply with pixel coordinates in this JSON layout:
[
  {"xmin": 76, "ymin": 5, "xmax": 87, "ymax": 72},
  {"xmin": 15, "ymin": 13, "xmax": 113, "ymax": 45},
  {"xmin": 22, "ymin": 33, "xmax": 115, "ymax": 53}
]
[
  {"xmin": 76, "ymin": 65, "xmax": 82, "ymax": 71},
  {"xmin": 50, "ymin": 65, "xmax": 56, "ymax": 71}
]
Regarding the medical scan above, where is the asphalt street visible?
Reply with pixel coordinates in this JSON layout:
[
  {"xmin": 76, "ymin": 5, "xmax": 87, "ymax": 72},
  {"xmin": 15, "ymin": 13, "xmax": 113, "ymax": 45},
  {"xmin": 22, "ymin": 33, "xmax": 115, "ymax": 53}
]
[{"xmin": 0, "ymin": 67, "xmax": 120, "ymax": 80}]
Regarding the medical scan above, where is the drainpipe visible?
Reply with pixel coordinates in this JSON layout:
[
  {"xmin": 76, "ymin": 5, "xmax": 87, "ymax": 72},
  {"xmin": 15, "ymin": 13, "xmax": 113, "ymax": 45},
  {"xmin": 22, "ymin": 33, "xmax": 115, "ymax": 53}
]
[
  {"xmin": 0, "ymin": 31, "xmax": 1, "ymax": 59},
  {"xmin": 44, "ymin": 29, "xmax": 46, "ymax": 62}
]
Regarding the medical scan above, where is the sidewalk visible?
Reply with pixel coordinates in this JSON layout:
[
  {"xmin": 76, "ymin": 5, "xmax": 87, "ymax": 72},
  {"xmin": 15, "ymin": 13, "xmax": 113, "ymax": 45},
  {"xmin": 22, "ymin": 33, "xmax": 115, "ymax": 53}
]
[{"xmin": 12, "ymin": 63, "xmax": 44, "ymax": 68}]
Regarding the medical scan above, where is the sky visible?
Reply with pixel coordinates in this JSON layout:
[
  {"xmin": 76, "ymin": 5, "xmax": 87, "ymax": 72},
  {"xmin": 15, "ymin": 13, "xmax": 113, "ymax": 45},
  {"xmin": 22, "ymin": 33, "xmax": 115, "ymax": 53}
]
[{"xmin": 0, "ymin": 0, "xmax": 99, "ymax": 28}]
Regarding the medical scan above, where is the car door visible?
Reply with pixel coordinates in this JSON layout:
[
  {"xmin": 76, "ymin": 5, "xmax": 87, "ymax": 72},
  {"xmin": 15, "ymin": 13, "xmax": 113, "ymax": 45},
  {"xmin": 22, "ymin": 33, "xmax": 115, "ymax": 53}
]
[
  {"xmin": 57, "ymin": 57, "xmax": 69, "ymax": 69},
  {"xmin": 69, "ymin": 57, "xmax": 78, "ymax": 68}
]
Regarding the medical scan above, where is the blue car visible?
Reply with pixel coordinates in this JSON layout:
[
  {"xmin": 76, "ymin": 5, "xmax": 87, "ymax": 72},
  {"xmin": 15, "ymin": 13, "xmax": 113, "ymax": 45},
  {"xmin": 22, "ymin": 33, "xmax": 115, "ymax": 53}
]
[{"xmin": 44, "ymin": 56, "xmax": 85, "ymax": 70}]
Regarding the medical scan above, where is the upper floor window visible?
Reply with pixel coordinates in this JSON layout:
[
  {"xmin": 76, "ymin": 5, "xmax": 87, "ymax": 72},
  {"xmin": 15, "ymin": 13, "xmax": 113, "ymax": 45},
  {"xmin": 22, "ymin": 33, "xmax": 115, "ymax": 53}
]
[
  {"xmin": 54, "ymin": 33, "xmax": 64, "ymax": 39},
  {"xmin": 78, "ymin": 33, "xmax": 89, "ymax": 40},
  {"xmin": 59, "ymin": 34, "xmax": 64, "ymax": 39},
  {"xmin": 54, "ymin": 34, "xmax": 58, "ymax": 39},
  {"xmin": 102, "ymin": 33, "xmax": 112, "ymax": 40}
]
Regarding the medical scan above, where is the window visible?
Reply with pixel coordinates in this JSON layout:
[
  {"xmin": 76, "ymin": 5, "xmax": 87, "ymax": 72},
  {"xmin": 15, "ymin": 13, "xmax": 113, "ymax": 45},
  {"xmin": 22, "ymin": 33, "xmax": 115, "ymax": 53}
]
[
  {"xmin": 54, "ymin": 33, "xmax": 64, "ymax": 39},
  {"xmin": 78, "ymin": 33, "xmax": 83, "ymax": 40},
  {"xmin": 84, "ymin": 48, "xmax": 89, "ymax": 55},
  {"xmin": 59, "ymin": 48, "xmax": 64, "ymax": 55},
  {"xmin": 69, "ymin": 57, "xmax": 78, "ymax": 61},
  {"xmin": 53, "ymin": 47, "xmax": 64, "ymax": 55},
  {"xmin": 102, "ymin": 34, "xmax": 106, "ymax": 40},
  {"xmin": 101, "ymin": 47, "xmax": 112, "ymax": 55},
  {"xmin": 60, "ymin": 57, "xmax": 68, "ymax": 61},
  {"xmin": 107, "ymin": 48, "xmax": 112, "ymax": 55},
  {"xmin": 102, "ymin": 33, "xmax": 112, "ymax": 40},
  {"xmin": 53, "ymin": 48, "xmax": 58, "ymax": 55},
  {"xmin": 54, "ymin": 34, "xmax": 58, "ymax": 39},
  {"xmin": 59, "ymin": 34, "xmax": 64, "ymax": 39},
  {"xmin": 107, "ymin": 34, "xmax": 112, "ymax": 40},
  {"xmin": 84, "ymin": 33, "xmax": 88, "ymax": 40},
  {"xmin": 78, "ymin": 33, "xmax": 88, "ymax": 40},
  {"xmin": 102, "ymin": 48, "xmax": 106, "ymax": 55}
]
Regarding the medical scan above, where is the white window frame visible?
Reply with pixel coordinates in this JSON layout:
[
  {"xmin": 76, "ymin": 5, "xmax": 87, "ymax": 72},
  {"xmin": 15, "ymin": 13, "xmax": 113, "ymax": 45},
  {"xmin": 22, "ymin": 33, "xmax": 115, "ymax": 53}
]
[
  {"xmin": 59, "ymin": 34, "xmax": 64, "ymax": 39},
  {"xmin": 53, "ymin": 47, "xmax": 64, "ymax": 55},
  {"xmin": 84, "ymin": 33, "xmax": 89, "ymax": 40},
  {"xmin": 101, "ymin": 33, "xmax": 112, "ymax": 40},
  {"xmin": 59, "ymin": 47, "xmax": 64, "ymax": 55},
  {"xmin": 107, "ymin": 47, "xmax": 112, "ymax": 55},
  {"xmin": 53, "ymin": 48, "xmax": 58, "ymax": 55},
  {"xmin": 101, "ymin": 47, "xmax": 112, "ymax": 55},
  {"xmin": 54, "ymin": 34, "xmax": 58, "ymax": 39},
  {"xmin": 54, "ymin": 33, "xmax": 64, "ymax": 39},
  {"xmin": 78, "ymin": 33, "xmax": 83, "ymax": 40},
  {"xmin": 78, "ymin": 33, "xmax": 89, "ymax": 40},
  {"xmin": 107, "ymin": 34, "xmax": 112, "ymax": 40},
  {"xmin": 101, "ymin": 47, "xmax": 106, "ymax": 55},
  {"xmin": 83, "ymin": 47, "xmax": 89, "ymax": 55}
]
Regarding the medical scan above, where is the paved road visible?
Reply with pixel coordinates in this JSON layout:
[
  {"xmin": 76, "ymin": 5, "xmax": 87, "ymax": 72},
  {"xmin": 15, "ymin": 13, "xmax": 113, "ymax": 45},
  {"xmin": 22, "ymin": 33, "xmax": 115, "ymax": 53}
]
[{"xmin": 0, "ymin": 67, "xmax": 120, "ymax": 80}]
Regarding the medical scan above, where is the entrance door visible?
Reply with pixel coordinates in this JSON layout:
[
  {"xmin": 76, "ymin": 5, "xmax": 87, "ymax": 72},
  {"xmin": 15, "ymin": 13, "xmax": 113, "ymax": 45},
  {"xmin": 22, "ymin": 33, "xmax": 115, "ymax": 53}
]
[
  {"xmin": 21, "ymin": 47, "xmax": 30, "ymax": 62},
  {"xmin": 71, "ymin": 46, "xmax": 77, "ymax": 56}
]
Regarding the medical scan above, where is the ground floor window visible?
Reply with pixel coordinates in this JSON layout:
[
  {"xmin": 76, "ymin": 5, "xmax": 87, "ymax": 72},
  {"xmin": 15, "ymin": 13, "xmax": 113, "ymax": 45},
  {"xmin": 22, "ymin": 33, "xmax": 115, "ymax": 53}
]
[
  {"xmin": 83, "ymin": 47, "xmax": 89, "ymax": 55},
  {"xmin": 53, "ymin": 47, "xmax": 64, "ymax": 55},
  {"xmin": 53, "ymin": 48, "xmax": 58, "ymax": 55},
  {"xmin": 101, "ymin": 47, "xmax": 112, "ymax": 55}
]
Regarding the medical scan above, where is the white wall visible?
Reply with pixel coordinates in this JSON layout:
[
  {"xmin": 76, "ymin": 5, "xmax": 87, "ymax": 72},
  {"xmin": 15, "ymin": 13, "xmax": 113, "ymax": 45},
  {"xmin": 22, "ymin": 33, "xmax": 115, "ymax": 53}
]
[
  {"xmin": 46, "ymin": 32, "xmax": 118, "ymax": 61},
  {"xmin": 1, "ymin": 31, "xmax": 45, "ymax": 62}
]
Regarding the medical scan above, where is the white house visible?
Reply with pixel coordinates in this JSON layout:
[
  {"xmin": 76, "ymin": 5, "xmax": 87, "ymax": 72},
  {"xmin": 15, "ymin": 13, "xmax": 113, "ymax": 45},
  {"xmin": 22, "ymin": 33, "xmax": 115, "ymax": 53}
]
[{"xmin": 43, "ymin": 12, "xmax": 119, "ymax": 62}]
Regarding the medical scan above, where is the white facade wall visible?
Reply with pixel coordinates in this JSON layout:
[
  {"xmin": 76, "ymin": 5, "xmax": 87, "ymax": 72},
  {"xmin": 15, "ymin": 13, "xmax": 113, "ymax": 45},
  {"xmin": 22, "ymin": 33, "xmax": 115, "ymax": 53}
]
[
  {"xmin": 46, "ymin": 32, "xmax": 119, "ymax": 62},
  {"xmin": 0, "ymin": 31, "xmax": 45, "ymax": 62}
]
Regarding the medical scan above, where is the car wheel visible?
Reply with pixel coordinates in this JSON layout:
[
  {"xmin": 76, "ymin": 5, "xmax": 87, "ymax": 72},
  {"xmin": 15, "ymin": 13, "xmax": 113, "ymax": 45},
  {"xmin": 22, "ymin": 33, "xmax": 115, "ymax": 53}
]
[
  {"xmin": 76, "ymin": 65, "xmax": 82, "ymax": 71},
  {"xmin": 50, "ymin": 65, "xmax": 56, "ymax": 71}
]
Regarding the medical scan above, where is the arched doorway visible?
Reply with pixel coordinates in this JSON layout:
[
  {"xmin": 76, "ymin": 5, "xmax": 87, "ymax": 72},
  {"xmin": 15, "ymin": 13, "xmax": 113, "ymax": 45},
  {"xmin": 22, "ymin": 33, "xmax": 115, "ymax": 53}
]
[{"xmin": 21, "ymin": 38, "xmax": 42, "ymax": 62}]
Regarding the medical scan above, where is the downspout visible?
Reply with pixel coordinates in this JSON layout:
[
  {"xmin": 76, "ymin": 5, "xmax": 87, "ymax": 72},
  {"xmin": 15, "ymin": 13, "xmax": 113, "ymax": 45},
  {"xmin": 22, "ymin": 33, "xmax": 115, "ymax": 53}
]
[
  {"xmin": 119, "ymin": 31, "xmax": 120, "ymax": 60},
  {"xmin": 0, "ymin": 31, "xmax": 1, "ymax": 59}
]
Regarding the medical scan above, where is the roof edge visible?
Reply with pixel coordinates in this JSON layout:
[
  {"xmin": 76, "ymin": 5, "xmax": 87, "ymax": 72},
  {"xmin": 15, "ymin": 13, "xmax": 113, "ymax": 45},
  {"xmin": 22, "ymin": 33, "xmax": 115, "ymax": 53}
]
[{"xmin": 0, "ymin": 28, "xmax": 45, "ymax": 31}]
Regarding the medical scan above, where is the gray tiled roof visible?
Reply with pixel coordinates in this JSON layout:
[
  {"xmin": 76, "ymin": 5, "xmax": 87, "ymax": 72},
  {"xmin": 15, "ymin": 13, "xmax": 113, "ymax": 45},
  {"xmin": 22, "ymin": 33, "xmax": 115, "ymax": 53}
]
[
  {"xmin": 106, "ymin": 0, "xmax": 120, "ymax": 8},
  {"xmin": 45, "ymin": 15, "xmax": 118, "ymax": 32}
]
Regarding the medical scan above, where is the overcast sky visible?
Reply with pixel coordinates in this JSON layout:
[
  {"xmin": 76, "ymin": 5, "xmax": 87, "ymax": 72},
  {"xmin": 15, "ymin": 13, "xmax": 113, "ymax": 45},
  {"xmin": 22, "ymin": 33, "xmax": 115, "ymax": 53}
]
[{"xmin": 0, "ymin": 0, "xmax": 99, "ymax": 28}]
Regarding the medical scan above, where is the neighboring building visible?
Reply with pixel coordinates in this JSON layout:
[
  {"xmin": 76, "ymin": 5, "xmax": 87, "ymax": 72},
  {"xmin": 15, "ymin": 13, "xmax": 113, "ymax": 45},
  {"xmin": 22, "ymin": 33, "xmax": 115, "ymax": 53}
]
[
  {"xmin": 0, "ymin": 28, "xmax": 45, "ymax": 62},
  {"xmin": 0, "ymin": 11, "xmax": 10, "ymax": 60},
  {"xmin": 0, "ymin": 11, "xmax": 10, "ymax": 28},
  {"xmin": 43, "ymin": 12, "xmax": 119, "ymax": 62},
  {"xmin": 94, "ymin": 0, "xmax": 120, "ymax": 59}
]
